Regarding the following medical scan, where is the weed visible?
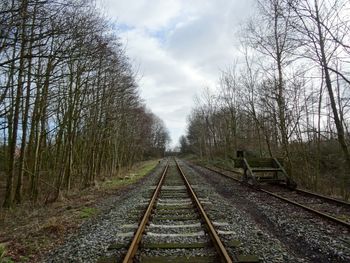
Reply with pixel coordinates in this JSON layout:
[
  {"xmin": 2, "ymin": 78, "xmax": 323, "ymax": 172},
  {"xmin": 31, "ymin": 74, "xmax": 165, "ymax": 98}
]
[
  {"xmin": 19, "ymin": 255, "xmax": 30, "ymax": 262},
  {"xmin": 0, "ymin": 244, "xmax": 14, "ymax": 263},
  {"xmin": 0, "ymin": 245, "xmax": 5, "ymax": 259},
  {"xmin": 79, "ymin": 207, "xmax": 98, "ymax": 219},
  {"xmin": 102, "ymin": 159, "xmax": 159, "ymax": 189}
]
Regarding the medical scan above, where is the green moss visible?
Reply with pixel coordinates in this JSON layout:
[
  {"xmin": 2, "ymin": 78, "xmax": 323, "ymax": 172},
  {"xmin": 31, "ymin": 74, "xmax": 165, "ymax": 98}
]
[{"xmin": 79, "ymin": 207, "xmax": 98, "ymax": 219}]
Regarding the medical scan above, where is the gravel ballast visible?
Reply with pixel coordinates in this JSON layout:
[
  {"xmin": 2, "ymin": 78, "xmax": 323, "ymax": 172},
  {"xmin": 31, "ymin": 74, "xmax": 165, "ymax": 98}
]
[
  {"xmin": 178, "ymin": 160, "xmax": 305, "ymax": 262},
  {"xmin": 43, "ymin": 158, "xmax": 350, "ymax": 262},
  {"xmin": 43, "ymin": 161, "xmax": 166, "ymax": 263},
  {"xmin": 184, "ymin": 160, "xmax": 350, "ymax": 263}
]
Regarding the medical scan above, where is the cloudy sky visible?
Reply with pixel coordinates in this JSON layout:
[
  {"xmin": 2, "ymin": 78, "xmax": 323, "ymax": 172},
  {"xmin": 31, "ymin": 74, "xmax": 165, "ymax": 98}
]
[{"xmin": 97, "ymin": 0, "xmax": 254, "ymax": 148}]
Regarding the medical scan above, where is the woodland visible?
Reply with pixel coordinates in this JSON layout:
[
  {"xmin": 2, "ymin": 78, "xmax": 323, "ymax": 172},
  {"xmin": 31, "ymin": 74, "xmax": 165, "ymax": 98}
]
[
  {"xmin": 1, "ymin": 0, "xmax": 350, "ymax": 209},
  {"xmin": 0, "ymin": 0, "xmax": 170, "ymax": 208},
  {"xmin": 180, "ymin": 0, "xmax": 350, "ymax": 199}
]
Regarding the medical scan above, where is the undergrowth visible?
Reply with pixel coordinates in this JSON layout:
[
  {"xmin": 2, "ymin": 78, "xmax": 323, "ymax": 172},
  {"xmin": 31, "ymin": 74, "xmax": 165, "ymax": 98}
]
[
  {"xmin": 0, "ymin": 244, "xmax": 14, "ymax": 263},
  {"xmin": 79, "ymin": 207, "xmax": 98, "ymax": 219}
]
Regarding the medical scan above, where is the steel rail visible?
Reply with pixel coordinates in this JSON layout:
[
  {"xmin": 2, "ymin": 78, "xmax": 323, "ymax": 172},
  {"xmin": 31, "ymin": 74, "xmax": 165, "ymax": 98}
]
[
  {"xmin": 211, "ymin": 166, "xmax": 350, "ymax": 206},
  {"xmin": 122, "ymin": 163, "xmax": 169, "ymax": 263},
  {"xmin": 295, "ymin": 188, "xmax": 350, "ymax": 206},
  {"xmin": 206, "ymin": 164, "xmax": 350, "ymax": 206},
  {"xmin": 212, "ymin": 164, "xmax": 350, "ymax": 205},
  {"xmin": 203, "ymin": 165, "xmax": 241, "ymax": 182},
  {"xmin": 199, "ymin": 164, "xmax": 350, "ymax": 229},
  {"xmin": 259, "ymin": 188, "xmax": 350, "ymax": 228},
  {"xmin": 175, "ymin": 159, "xmax": 234, "ymax": 263}
]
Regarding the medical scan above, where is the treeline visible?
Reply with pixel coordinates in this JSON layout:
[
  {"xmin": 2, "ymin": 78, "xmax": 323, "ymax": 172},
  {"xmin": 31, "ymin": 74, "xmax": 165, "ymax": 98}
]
[
  {"xmin": 180, "ymin": 0, "xmax": 350, "ymax": 198},
  {"xmin": 0, "ymin": 0, "xmax": 170, "ymax": 208}
]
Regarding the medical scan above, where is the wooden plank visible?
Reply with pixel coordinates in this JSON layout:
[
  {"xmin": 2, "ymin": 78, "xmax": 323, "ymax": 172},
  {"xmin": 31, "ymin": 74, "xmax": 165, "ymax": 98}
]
[
  {"xmin": 143, "ymin": 241, "xmax": 210, "ymax": 249},
  {"xmin": 251, "ymin": 168, "xmax": 282, "ymax": 172},
  {"xmin": 237, "ymin": 255, "xmax": 260, "ymax": 262},
  {"xmin": 141, "ymin": 255, "xmax": 218, "ymax": 263}
]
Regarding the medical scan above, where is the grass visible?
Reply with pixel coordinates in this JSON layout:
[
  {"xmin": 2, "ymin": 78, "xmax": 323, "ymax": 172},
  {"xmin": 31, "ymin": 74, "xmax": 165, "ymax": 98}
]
[
  {"xmin": 0, "ymin": 244, "xmax": 14, "ymax": 263},
  {"xmin": 192, "ymin": 156, "xmax": 241, "ymax": 173},
  {"xmin": 102, "ymin": 159, "xmax": 159, "ymax": 189},
  {"xmin": 79, "ymin": 207, "xmax": 98, "ymax": 219},
  {"xmin": 0, "ymin": 159, "xmax": 160, "ymax": 262},
  {"xmin": 208, "ymin": 158, "xmax": 236, "ymax": 170},
  {"xmin": 177, "ymin": 153, "xmax": 197, "ymax": 161}
]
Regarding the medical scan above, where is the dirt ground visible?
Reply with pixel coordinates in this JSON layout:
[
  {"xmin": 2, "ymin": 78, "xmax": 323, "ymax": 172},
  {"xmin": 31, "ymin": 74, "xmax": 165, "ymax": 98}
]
[{"xmin": 0, "ymin": 160, "xmax": 159, "ymax": 263}]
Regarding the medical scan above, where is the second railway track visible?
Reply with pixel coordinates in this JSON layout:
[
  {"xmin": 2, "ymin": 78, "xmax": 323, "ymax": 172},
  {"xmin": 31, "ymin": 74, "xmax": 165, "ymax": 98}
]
[
  {"xmin": 202, "ymin": 164, "xmax": 350, "ymax": 229},
  {"xmin": 115, "ymin": 159, "xmax": 259, "ymax": 263}
]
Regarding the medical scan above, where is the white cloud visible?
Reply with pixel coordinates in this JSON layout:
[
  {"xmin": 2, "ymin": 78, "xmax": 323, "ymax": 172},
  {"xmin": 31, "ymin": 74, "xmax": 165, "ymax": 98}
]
[
  {"xmin": 98, "ymin": 0, "xmax": 254, "ymax": 147},
  {"xmin": 99, "ymin": 0, "xmax": 182, "ymax": 30}
]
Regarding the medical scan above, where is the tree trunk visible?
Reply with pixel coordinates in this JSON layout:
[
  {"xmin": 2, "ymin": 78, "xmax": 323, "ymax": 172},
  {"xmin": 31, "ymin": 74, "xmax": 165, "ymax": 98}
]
[
  {"xmin": 314, "ymin": 0, "xmax": 350, "ymax": 194},
  {"xmin": 3, "ymin": 0, "xmax": 28, "ymax": 208}
]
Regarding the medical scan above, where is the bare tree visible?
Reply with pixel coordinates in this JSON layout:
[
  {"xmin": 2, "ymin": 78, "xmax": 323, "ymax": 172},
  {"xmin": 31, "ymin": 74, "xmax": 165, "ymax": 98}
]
[{"xmin": 288, "ymin": 0, "xmax": 350, "ymax": 194}]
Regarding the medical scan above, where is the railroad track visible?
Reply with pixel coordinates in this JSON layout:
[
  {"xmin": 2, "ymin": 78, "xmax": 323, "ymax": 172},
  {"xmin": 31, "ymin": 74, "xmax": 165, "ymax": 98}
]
[
  {"xmin": 201, "ymin": 164, "xmax": 350, "ymax": 229},
  {"xmin": 112, "ymin": 159, "xmax": 259, "ymax": 263}
]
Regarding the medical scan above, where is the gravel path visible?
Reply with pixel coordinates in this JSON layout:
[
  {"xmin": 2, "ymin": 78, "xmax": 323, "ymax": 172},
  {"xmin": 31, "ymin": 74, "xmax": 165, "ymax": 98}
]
[{"xmin": 184, "ymin": 160, "xmax": 350, "ymax": 263}]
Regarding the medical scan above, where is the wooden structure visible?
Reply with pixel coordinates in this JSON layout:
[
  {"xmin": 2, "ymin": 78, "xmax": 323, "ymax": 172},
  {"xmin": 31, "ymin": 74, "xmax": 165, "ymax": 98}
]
[{"xmin": 233, "ymin": 152, "xmax": 297, "ymax": 189}]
